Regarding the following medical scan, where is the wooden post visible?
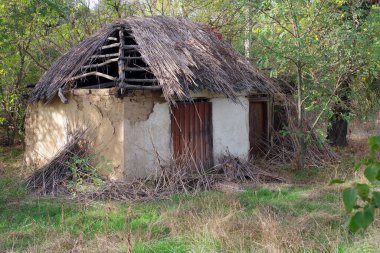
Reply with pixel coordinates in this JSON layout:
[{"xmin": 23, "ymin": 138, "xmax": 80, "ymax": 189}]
[
  {"xmin": 58, "ymin": 88, "xmax": 68, "ymax": 104},
  {"xmin": 118, "ymin": 28, "xmax": 125, "ymax": 88}
]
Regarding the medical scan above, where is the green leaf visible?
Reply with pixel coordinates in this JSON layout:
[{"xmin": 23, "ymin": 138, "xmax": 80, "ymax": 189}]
[
  {"xmin": 329, "ymin": 179, "xmax": 345, "ymax": 185},
  {"xmin": 364, "ymin": 165, "xmax": 379, "ymax": 182},
  {"xmin": 372, "ymin": 192, "xmax": 380, "ymax": 208},
  {"xmin": 361, "ymin": 204, "xmax": 375, "ymax": 229},
  {"xmin": 343, "ymin": 187, "xmax": 358, "ymax": 213},
  {"xmin": 348, "ymin": 211, "xmax": 362, "ymax": 233},
  {"xmin": 368, "ymin": 135, "xmax": 380, "ymax": 156},
  {"xmin": 356, "ymin": 183, "xmax": 370, "ymax": 201}
]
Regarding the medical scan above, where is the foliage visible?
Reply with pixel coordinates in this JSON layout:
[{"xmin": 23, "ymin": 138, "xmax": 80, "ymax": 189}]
[
  {"xmin": 65, "ymin": 154, "xmax": 104, "ymax": 193},
  {"xmin": 242, "ymin": 0, "xmax": 379, "ymax": 162},
  {"xmin": 0, "ymin": 0, "xmax": 68, "ymax": 144},
  {"xmin": 0, "ymin": 0, "xmax": 378, "ymax": 148},
  {"xmin": 332, "ymin": 135, "xmax": 380, "ymax": 232}
]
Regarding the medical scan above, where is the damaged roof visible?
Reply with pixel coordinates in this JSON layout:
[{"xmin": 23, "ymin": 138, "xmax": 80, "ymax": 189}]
[{"xmin": 30, "ymin": 16, "xmax": 278, "ymax": 103}]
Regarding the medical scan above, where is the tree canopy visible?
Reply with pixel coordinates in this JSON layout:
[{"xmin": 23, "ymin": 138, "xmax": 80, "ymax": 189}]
[{"xmin": 0, "ymin": 0, "xmax": 379, "ymax": 146}]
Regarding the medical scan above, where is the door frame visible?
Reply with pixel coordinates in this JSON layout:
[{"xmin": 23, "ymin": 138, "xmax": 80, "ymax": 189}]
[{"xmin": 248, "ymin": 94, "xmax": 273, "ymax": 157}]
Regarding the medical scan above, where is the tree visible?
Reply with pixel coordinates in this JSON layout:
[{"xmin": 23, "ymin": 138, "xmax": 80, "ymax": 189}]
[
  {"xmin": 243, "ymin": 0, "xmax": 379, "ymax": 167},
  {"xmin": 327, "ymin": 0, "xmax": 379, "ymax": 146},
  {"xmin": 0, "ymin": 0, "xmax": 73, "ymax": 144}
]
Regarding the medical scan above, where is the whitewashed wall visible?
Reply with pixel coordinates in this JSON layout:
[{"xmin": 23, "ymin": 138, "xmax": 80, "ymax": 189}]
[
  {"xmin": 211, "ymin": 96, "xmax": 250, "ymax": 162},
  {"xmin": 124, "ymin": 100, "xmax": 171, "ymax": 179},
  {"xmin": 123, "ymin": 94, "xmax": 250, "ymax": 179}
]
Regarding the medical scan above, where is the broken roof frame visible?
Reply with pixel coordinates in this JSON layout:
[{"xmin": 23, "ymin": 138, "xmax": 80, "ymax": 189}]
[{"xmin": 30, "ymin": 16, "xmax": 279, "ymax": 104}]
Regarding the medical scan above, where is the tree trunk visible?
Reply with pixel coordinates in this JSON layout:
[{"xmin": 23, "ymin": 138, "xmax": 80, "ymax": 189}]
[
  {"xmin": 296, "ymin": 63, "xmax": 306, "ymax": 170},
  {"xmin": 244, "ymin": 7, "xmax": 253, "ymax": 58},
  {"xmin": 327, "ymin": 78, "xmax": 351, "ymax": 146},
  {"xmin": 327, "ymin": 114, "xmax": 348, "ymax": 146}
]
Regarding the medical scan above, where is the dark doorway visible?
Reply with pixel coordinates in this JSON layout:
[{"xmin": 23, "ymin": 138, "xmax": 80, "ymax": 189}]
[
  {"xmin": 171, "ymin": 101, "xmax": 213, "ymax": 165},
  {"xmin": 249, "ymin": 101, "xmax": 268, "ymax": 157}
]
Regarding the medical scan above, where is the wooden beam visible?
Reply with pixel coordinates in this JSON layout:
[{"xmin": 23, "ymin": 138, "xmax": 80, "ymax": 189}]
[
  {"xmin": 118, "ymin": 29, "xmax": 125, "ymax": 86},
  {"xmin": 121, "ymin": 56, "xmax": 144, "ymax": 60},
  {"xmin": 123, "ymin": 45, "xmax": 139, "ymax": 50},
  {"xmin": 123, "ymin": 49, "xmax": 139, "ymax": 53},
  {"xmin": 78, "ymin": 82, "xmax": 116, "ymax": 89},
  {"xmin": 101, "ymin": 43, "xmax": 120, "ymax": 50},
  {"xmin": 124, "ymin": 78, "xmax": 157, "ymax": 82},
  {"xmin": 82, "ymin": 58, "xmax": 118, "ymax": 69},
  {"xmin": 58, "ymin": 87, "xmax": 68, "ymax": 104},
  {"xmin": 125, "ymin": 67, "xmax": 150, "ymax": 72},
  {"xmin": 91, "ymin": 53, "xmax": 119, "ymax": 59},
  {"xmin": 68, "ymin": 72, "xmax": 116, "ymax": 81},
  {"xmin": 120, "ymin": 83, "xmax": 162, "ymax": 90}
]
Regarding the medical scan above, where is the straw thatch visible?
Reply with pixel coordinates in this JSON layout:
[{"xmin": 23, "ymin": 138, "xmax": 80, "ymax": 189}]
[{"xmin": 30, "ymin": 16, "xmax": 278, "ymax": 103}]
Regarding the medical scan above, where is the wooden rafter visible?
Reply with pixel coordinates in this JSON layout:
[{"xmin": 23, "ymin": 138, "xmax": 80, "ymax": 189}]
[
  {"xmin": 82, "ymin": 58, "xmax": 119, "ymax": 69},
  {"xmin": 123, "ymin": 45, "xmax": 139, "ymax": 50},
  {"xmin": 68, "ymin": 71, "xmax": 116, "ymax": 81},
  {"xmin": 125, "ymin": 78, "xmax": 157, "ymax": 82},
  {"xmin": 121, "ymin": 56, "xmax": 144, "ymax": 60},
  {"xmin": 91, "ymin": 53, "xmax": 119, "ymax": 59},
  {"xmin": 125, "ymin": 67, "xmax": 150, "ymax": 72},
  {"xmin": 101, "ymin": 43, "xmax": 120, "ymax": 50},
  {"xmin": 120, "ymin": 82, "xmax": 161, "ymax": 90},
  {"xmin": 79, "ymin": 82, "xmax": 116, "ymax": 89}
]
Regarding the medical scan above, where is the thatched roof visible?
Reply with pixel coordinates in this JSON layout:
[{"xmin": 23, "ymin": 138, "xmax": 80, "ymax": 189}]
[{"xmin": 30, "ymin": 16, "xmax": 278, "ymax": 103}]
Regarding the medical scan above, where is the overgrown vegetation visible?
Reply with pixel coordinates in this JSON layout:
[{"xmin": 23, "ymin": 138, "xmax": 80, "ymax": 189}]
[
  {"xmin": 1, "ymin": 139, "xmax": 380, "ymax": 252},
  {"xmin": 1, "ymin": 183, "xmax": 379, "ymax": 252},
  {"xmin": 1, "ymin": 0, "xmax": 379, "ymax": 147},
  {"xmin": 1, "ymin": 0, "xmax": 379, "ymax": 252},
  {"xmin": 332, "ymin": 135, "xmax": 380, "ymax": 232}
]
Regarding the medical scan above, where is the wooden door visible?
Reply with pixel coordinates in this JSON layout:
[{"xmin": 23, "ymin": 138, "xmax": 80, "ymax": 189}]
[
  {"xmin": 172, "ymin": 102, "xmax": 213, "ymax": 165},
  {"xmin": 249, "ymin": 101, "xmax": 268, "ymax": 157}
]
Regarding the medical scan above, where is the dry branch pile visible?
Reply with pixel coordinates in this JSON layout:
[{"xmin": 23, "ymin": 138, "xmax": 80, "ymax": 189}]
[
  {"xmin": 264, "ymin": 93, "xmax": 339, "ymax": 168},
  {"xmin": 26, "ymin": 130, "xmax": 89, "ymax": 195},
  {"xmin": 26, "ymin": 139, "xmax": 285, "ymax": 201},
  {"xmin": 76, "ymin": 152, "xmax": 285, "ymax": 202}
]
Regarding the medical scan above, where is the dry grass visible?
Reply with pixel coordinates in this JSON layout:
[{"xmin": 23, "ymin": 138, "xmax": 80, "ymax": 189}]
[
  {"xmin": 1, "ymin": 131, "xmax": 380, "ymax": 252},
  {"xmin": 1, "ymin": 184, "xmax": 380, "ymax": 253}
]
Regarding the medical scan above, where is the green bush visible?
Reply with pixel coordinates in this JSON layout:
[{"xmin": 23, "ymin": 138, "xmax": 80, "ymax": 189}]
[
  {"xmin": 332, "ymin": 135, "xmax": 380, "ymax": 232},
  {"xmin": 65, "ymin": 155, "xmax": 104, "ymax": 193}
]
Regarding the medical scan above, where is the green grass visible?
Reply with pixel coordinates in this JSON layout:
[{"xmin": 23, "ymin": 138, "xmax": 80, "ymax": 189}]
[
  {"xmin": 132, "ymin": 238, "xmax": 189, "ymax": 253},
  {"xmin": 1, "ymin": 147, "xmax": 379, "ymax": 252},
  {"xmin": 0, "ymin": 145, "xmax": 23, "ymax": 164},
  {"xmin": 1, "ymin": 185, "xmax": 379, "ymax": 252}
]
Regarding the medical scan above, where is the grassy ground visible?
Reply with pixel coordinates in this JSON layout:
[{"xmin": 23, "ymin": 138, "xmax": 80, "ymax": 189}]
[{"xmin": 1, "ymin": 143, "xmax": 380, "ymax": 252}]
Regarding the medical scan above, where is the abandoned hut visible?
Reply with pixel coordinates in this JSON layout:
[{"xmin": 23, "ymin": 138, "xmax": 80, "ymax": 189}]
[{"xmin": 25, "ymin": 16, "xmax": 278, "ymax": 180}]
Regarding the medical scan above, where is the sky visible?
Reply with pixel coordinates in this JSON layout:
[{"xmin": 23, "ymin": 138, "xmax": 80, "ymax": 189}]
[{"xmin": 83, "ymin": 0, "xmax": 99, "ymax": 9}]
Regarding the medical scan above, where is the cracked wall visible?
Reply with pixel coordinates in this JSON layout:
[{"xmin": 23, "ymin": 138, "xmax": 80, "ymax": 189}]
[
  {"xmin": 123, "ymin": 92, "xmax": 171, "ymax": 179},
  {"xmin": 25, "ymin": 89, "xmax": 124, "ymax": 180},
  {"xmin": 25, "ymin": 89, "xmax": 252, "ymax": 181}
]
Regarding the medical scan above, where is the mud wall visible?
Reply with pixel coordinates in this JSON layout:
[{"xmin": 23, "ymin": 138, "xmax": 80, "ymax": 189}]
[
  {"xmin": 25, "ymin": 89, "xmax": 251, "ymax": 180},
  {"xmin": 24, "ymin": 89, "xmax": 125, "ymax": 179}
]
